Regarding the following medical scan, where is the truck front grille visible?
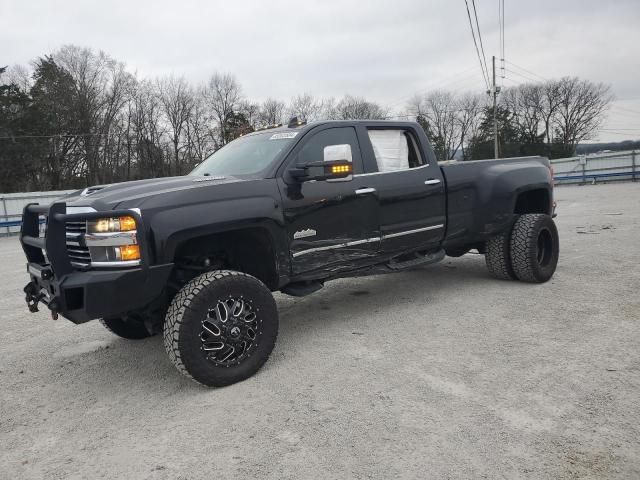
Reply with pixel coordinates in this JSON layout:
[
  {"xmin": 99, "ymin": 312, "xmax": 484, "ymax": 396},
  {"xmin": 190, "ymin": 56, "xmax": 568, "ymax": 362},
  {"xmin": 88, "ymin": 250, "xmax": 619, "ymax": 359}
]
[{"xmin": 65, "ymin": 221, "xmax": 91, "ymax": 268}]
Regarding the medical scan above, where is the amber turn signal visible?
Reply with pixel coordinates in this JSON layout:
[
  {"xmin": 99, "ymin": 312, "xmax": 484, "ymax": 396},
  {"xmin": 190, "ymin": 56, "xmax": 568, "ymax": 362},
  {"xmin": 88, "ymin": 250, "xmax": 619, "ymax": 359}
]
[
  {"xmin": 119, "ymin": 244, "xmax": 141, "ymax": 261},
  {"xmin": 331, "ymin": 164, "xmax": 352, "ymax": 174},
  {"xmin": 118, "ymin": 216, "xmax": 137, "ymax": 231}
]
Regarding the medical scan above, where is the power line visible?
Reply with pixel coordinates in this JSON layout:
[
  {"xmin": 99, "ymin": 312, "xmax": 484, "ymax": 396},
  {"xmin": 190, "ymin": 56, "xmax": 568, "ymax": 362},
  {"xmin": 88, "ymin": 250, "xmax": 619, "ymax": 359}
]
[
  {"xmin": 502, "ymin": 75, "xmax": 537, "ymax": 87},
  {"xmin": 471, "ymin": 0, "xmax": 491, "ymax": 85},
  {"xmin": 504, "ymin": 68, "xmax": 544, "ymax": 84},
  {"xmin": 385, "ymin": 66, "xmax": 481, "ymax": 109},
  {"xmin": 463, "ymin": 0, "xmax": 490, "ymax": 90},
  {"xmin": 502, "ymin": 76, "xmax": 522, "ymax": 85},
  {"xmin": 505, "ymin": 60, "xmax": 548, "ymax": 82},
  {"xmin": 387, "ymin": 74, "xmax": 493, "ymax": 118},
  {"xmin": 498, "ymin": 0, "xmax": 505, "ymax": 84}
]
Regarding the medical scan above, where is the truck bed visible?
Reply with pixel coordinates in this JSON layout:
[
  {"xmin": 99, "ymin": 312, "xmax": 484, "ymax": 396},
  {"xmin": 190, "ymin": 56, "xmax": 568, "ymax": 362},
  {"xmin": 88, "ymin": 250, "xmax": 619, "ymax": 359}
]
[{"xmin": 439, "ymin": 156, "xmax": 552, "ymax": 247}]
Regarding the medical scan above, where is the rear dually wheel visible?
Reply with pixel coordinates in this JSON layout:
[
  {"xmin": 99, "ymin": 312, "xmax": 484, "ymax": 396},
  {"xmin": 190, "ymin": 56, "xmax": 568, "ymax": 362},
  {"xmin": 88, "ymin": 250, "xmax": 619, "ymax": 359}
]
[{"xmin": 510, "ymin": 214, "xmax": 559, "ymax": 283}]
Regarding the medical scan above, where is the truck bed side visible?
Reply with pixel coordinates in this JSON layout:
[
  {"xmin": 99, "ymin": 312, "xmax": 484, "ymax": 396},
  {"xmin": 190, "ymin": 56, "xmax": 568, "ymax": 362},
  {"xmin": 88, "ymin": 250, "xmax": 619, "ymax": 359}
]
[{"xmin": 440, "ymin": 156, "xmax": 553, "ymax": 248}]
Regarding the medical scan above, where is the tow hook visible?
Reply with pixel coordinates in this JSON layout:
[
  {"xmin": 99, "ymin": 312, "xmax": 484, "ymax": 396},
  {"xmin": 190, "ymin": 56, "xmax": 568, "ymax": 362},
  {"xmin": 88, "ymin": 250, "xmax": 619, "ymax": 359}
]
[
  {"xmin": 24, "ymin": 282, "xmax": 42, "ymax": 313},
  {"xmin": 23, "ymin": 282, "xmax": 59, "ymax": 320}
]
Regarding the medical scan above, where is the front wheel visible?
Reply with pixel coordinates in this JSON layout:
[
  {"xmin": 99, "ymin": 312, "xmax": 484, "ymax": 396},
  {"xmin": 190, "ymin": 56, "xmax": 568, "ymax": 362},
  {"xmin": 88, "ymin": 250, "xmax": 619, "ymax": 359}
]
[
  {"xmin": 163, "ymin": 270, "xmax": 278, "ymax": 387},
  {"xmin": 510, "ymin": 214, "xmax": 559, "ymax": 283}
]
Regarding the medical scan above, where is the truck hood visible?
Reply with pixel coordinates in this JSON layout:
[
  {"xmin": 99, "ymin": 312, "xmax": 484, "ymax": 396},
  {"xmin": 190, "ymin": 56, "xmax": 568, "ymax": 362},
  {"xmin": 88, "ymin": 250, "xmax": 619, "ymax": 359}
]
[{"xmin": 61, "ymin": 175, "xmax": 244, "ymax": 211}]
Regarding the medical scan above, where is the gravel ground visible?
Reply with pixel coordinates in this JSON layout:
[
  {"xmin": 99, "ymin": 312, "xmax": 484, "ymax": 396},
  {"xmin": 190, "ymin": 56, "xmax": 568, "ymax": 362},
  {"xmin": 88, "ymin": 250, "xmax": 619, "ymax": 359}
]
[{"xmin": 1, "ymin": 182, "xmax": 639, "ymax": 480}]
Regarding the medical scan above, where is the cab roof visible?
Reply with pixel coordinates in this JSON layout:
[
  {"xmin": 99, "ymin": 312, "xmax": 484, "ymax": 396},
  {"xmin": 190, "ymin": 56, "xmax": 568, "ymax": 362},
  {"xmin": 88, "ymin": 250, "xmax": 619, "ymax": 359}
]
[{"xmin": 244, "ymin": 119, "xmax": 419, "ymax": 138}]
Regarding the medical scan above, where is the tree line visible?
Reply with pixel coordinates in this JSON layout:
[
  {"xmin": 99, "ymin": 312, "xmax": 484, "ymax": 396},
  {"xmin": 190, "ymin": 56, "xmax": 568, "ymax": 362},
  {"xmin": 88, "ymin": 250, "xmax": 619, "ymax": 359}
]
[
  {"xmin": 410, "ymin": 78, "xmax": 613, "ymax": 161},
  {"xmin": 0, "ymin": 44, "xmax": 613, "ymax": 193}
]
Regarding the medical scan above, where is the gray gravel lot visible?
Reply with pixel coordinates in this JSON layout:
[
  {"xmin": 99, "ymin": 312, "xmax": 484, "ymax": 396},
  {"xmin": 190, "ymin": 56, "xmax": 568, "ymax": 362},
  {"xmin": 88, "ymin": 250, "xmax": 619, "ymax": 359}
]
[{"xmin": 1, "ymin": 182, "xmax": 639, "ymax": 480}]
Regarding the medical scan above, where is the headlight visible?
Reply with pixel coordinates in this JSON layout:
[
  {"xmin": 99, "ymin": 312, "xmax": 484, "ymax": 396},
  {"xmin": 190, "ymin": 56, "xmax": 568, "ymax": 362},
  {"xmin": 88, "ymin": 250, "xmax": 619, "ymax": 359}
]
[
  {"xmin": 87, "ymin": 215, "xmax": 137, "ymax": 233},
  {"xmin": 84, "ymin": 215, "xmax": 141, "ymax": 265}
]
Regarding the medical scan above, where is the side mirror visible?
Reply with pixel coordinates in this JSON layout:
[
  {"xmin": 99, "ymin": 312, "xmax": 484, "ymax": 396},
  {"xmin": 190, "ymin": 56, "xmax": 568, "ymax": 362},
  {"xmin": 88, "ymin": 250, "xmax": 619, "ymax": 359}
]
[{"xmin": 290, "ymin": 144, "xmax": 354, "ymax": 182}]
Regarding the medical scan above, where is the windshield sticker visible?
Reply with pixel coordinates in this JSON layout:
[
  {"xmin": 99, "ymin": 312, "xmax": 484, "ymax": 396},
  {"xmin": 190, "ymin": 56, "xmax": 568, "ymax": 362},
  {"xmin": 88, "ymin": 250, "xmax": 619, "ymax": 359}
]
[{"xmin": 270, "ymin": 132, "xmax": 299, "ymax": 140}]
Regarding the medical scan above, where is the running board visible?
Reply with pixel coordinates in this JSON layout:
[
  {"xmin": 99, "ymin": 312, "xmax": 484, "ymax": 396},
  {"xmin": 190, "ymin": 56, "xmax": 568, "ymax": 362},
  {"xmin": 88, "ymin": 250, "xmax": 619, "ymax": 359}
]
[{"xmin": 386, "ymin": 248, "xmax": 445, "ymax": 270}]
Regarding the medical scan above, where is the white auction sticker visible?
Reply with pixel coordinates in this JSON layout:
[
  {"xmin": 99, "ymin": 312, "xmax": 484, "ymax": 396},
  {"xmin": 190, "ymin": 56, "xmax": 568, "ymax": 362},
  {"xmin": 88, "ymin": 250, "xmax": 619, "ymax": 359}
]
[{"xmin": 270, "ymin": 132, "xmax": 299, "ymax": 140}]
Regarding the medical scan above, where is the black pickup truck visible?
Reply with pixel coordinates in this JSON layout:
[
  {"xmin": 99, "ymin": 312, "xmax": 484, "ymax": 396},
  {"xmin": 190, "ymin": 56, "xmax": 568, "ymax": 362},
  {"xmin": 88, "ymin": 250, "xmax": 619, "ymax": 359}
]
[{"xmin": 20, "ymin": 119, "xmax": 559, "ymax": 386}]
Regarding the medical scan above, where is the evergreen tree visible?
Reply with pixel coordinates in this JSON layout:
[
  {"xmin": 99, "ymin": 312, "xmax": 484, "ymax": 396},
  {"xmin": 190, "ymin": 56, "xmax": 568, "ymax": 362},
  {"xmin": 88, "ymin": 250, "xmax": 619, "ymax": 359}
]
[{"xmin": 468, "ymin": 106, "xmax": 518, "ymax": 159}]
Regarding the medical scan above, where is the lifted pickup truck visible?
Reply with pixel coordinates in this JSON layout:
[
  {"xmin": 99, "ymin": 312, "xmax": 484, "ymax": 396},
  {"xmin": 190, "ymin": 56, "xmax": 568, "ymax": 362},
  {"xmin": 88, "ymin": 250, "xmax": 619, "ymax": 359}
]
[{"xmin": 21, "ymin": 119, "xmax": 559, "ymax": 386}]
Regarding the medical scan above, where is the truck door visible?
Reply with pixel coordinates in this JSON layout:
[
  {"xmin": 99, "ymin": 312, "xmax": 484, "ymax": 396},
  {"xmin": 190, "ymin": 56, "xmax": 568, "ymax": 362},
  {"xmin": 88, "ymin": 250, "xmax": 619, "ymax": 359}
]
[
  {"xmin": 278, "ymin": 126, "xmax": 380, "ymax": 276},
  {"xmin": 357, "ymin": 126, "xmax": 446, "ymax": 253}
]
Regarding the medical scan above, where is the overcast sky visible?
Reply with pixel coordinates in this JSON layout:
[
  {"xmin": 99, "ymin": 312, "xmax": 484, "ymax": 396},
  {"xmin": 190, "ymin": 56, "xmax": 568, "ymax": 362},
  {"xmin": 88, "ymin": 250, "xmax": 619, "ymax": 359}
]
[{"xmin": 3, "ymin": 0, "xmax": 640, "ymax": 142}]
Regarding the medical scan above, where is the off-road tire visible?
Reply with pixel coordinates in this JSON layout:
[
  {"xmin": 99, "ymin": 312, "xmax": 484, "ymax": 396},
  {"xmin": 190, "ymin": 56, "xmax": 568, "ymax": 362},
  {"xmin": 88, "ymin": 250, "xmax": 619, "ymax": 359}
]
[
  {"xmin": 485, "ymin": 229, "xmax": 516, "ymax": 280},
  {"xmin": 100, "ymin": 317, "xmax": 153, "ymax": 340},
  {"xmin": 163, "ymin": 270, "xmax": 278, "ymax": 387},
  {"xmin": 510, "ymin": 214, "xmax": 559, "ymax": 283}
]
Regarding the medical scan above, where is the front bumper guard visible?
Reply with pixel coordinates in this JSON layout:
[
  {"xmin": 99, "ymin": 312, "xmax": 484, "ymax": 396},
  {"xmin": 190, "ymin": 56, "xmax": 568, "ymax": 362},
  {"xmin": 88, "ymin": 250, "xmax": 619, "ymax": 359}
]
[{"xmin": 20, "ymin": 202, "xmax": 172, "ymax": 323}]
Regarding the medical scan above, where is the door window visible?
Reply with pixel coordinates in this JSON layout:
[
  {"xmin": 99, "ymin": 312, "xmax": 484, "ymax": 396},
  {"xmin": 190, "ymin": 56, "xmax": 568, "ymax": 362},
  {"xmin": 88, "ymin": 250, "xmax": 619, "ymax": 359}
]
[
  {"xmin": 296, "ymin": 127, "xmax": 363, "ymax": 173},
  {"xmin": 367, "ymin": 129, "xmax": 425, "ymax": 172}
]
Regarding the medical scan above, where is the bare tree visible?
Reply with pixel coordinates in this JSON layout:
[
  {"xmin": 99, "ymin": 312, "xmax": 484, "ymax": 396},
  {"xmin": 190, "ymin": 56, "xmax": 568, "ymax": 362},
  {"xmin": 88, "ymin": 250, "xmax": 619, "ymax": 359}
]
[
  {"xmin": 456, "ymin": 93, "xmax": 484, "ymax": 159},
  {"xmin": 288, "ymin": 93, "xmax": 322, "ymax": 122},
  {"xmin": 129, "ymin": 80, "xmax": 166, "ymax": 178},
  {"xmin": 99, "ymin": 63, "xmax": 135, "ymax": 182},
  {"xmin": 54, "ymin": 45, "xmax": 133, "ymax": 184},
  {"xmin": 553, "ymin": 77, "xmax": 613, "ymax": 148},
  {"xmin": 238, "ymin": 100, "xmax": 261, "ymax": 129},
  {"xmin": 202, "ymin": 73, "xmax": 242, "ymax": 148},
  {"xmin": 1, "ymin": 64, "xmax": 33, "ymax": 92},
  {"xmin": 408, "ymin": 91, "xmax": 485, "ymax": 160},
  {"xmin": 334, "ymin": 95, "xmax": 387, "ymax": 120},
  {"xmin": 157, "ymin": 75, "xmax": 194, "ymax": 175},
  {"xmin": 185, "ymin": 91, "xmax": 215, "ymax": 165},
  {"xmin": 259, "ymin": 98, "xmax": 286, "ymax": 125},
  {"xmin": 502, "ymin": 84, "xmax": 547, "ymax": 144},
  {"xmin": 411, "ymin": 91, "xmax": 459, "ymax": 160},
  {"xmin": 541, "ymin": 80, "xmax": 563, "ymax": 144}
]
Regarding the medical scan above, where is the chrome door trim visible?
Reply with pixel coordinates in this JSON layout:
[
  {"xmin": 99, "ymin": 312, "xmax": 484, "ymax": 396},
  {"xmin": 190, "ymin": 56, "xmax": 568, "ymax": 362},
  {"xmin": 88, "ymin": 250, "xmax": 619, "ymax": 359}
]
[
  {"xmin": 291, "ymin": 223, "xmax": 445, "ymax": 258},
  {"xmin": 381, "ymin": 224, "xmax": 444, "ymax": 240},
  {"xmin": 292, "ymin": 236, "xmax": 380, "ymax": 258}
]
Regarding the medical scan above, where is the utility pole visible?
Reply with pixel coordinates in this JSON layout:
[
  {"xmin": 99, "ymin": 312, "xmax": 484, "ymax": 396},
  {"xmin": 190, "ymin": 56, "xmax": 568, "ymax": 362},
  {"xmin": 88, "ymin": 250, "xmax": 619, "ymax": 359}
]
[{"xmin": 492, "ymin": 55, "xmax": 500, "ymax": 158}]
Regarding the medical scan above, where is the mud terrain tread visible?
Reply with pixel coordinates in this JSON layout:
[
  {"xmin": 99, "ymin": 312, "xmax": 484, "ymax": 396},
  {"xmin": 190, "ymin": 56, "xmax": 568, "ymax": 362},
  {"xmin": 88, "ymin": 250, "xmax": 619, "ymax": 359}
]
[
  {"xmin": 485, "ymin": 229, "xmax": 516, "ymax": 280},
  {"xmin": 163, "ymin": 270, "xmax": 277, "ymax": 386}
]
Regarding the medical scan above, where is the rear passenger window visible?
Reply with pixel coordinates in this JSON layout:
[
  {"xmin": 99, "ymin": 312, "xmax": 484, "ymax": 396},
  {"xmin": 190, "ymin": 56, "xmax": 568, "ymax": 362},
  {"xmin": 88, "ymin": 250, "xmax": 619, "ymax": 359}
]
[{"xmin": 368, "ymin": 129, "xmax": 425, "ymax": 172}]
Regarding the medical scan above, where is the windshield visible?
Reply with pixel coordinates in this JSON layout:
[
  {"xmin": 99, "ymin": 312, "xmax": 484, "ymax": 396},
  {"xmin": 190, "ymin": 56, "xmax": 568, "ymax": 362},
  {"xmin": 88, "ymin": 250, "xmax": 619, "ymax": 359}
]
[{"xmin": 189, "ymin": 131, "xmax": 298, "ymax": 178}]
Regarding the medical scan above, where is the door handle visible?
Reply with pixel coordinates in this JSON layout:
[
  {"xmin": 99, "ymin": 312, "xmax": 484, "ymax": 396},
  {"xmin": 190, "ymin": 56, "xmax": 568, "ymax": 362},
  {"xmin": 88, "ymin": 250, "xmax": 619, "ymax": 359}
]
[
  {"xmin": 355, "ymin": 187, "xmax": 376, "ymax": 195},
  {"xmin": 424, "ymin": 178, "xmax": 441, "ymax": 185}
]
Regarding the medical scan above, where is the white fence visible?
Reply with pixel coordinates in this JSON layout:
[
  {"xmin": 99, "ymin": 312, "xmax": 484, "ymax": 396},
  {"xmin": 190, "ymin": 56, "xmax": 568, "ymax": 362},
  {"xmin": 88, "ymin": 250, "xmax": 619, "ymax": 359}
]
[
  {"xmin": 0, "ymin": 190, "xmax": 74, "ymax": 235},
  {"xmin": 550, "ymin": 150, "xmax": 638, "ymax": 185}
]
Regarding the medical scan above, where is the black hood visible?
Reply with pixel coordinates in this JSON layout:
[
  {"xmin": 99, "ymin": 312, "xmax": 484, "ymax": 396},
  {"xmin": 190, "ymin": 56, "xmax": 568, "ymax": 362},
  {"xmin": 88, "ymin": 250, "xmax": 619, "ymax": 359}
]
[{"xmin": 61, "ymin": 175, "xmax": 244, "ymax": 211}]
